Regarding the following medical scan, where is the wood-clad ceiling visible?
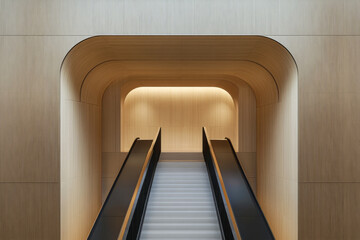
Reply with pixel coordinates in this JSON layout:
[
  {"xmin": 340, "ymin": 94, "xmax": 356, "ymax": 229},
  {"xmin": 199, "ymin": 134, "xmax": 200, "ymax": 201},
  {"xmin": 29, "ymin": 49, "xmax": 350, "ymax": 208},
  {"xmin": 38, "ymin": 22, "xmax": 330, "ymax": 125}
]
[{"xmin": 61, "ymin": 36, "xmax": 297, "ymax": 106}]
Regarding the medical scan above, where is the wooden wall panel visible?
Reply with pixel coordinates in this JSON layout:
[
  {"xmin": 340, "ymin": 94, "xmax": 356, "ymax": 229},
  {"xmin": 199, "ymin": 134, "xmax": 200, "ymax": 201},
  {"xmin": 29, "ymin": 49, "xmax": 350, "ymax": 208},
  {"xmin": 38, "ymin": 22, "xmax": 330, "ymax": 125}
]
[
  {"xmin": 344, "ymin": 1, "xmax": 360, "ymax": 35},
  {"xmin": 273, "ymin": 36, "xmax": 360, "ymax": 239},
  {"xmin": 257, "ymin": 103, "xmax": 298, "ymax": 240},
  {"xmin": 299, "ymin": 183, "xmax": 343, "ymax": 240},
  {"xmin": 101, "ymin": 82, "xmax": 125, "ymax": 202},
  {"xmin": 0, "ymin": 36, "xmax": 85, "ymax": 240},
  {"xmin": 60, "ymin": 101, "xmax": 101, "ymax": 240},
  {"xmin": 102, "ymin": 81, "xmax": 122, "ymax": 153},
  {"xmin": 0, "ymin": 183, "xmax": 60, "ymax": 240},
  {"xmin": 193, "ymin": 0, "xmax": 254, "ymax": 34},
  {"xmin": 344, "ymin": 183, "xmax": 360, "ymax": 239},
  {"xmin": 121, "ymin": 87, "xmax": 237, "ymax": 152},
  {"xmin": 0, "ymin": 0, "xmax": 125, "ymax": 35},
  {"xmin": 1, "ymin": 0, "xmax": 357, "ymax": 36},
  {"xmin": 278, "ymin": 0, "xmax": 345, "ymax": 35},
  {"xmin": 235, "ymin": 81, "xmax": 257, "ymax": 195},
  {"xmin": 0, "ymin": 36, "xmax": 83, "ymax": 182},
  {"xmin": 256, "ymin": 47, "xmax": 298, "ymax": 240},
  {"xmin": 273, "ymin": 36, "xmax": 360, "ymax": 183},
  {"xmin": 122, "ymin": 0, "xmax": 169, "ymax": 34},
  {"xmin": 299, "ymin": 92, "xmax": 360, "ymax": 182},
  {"xmin": 254, "ymin": 0, "xmax": 280, "ymax": 35},
  {"xmin": 238, "ymin": 82, "xmax": 257, "ymax": 152}
]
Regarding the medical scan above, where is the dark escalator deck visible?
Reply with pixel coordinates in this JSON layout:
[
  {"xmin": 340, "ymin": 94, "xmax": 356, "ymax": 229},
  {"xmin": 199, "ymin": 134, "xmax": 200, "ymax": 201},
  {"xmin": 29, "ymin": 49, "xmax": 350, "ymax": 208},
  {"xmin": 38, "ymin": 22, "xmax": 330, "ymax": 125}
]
[
  {"xmin": 88, "ymin": 140, "xmax": 152, "ymax": 240},
  {"xmin": 89, "ymin": 128, "xmax": 273, "ymax": 240},
  {"xmin": 210, "ymin": 139, "xmax": 274, "ymax": 240}
]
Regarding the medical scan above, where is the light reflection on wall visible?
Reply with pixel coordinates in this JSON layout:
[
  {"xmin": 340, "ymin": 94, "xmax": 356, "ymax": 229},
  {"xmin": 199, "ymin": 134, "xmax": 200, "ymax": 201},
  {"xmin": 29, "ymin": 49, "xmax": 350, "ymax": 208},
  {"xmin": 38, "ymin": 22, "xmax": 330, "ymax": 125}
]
[{"xmin": 122, "ymin": 87, "xmax": 237, "ymax": 152}]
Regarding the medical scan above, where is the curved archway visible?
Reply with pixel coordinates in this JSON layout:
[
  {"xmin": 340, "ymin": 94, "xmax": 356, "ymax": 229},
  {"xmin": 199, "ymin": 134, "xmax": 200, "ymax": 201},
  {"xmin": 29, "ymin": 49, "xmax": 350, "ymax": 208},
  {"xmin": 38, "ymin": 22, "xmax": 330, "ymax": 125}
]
[
  {"xmin": 60, "ymin": 36, "xmax": 298, "ymax": 240},
  {"xmin": 61, "ymin": 36, "xmax": 292, "ymax": 105},
  {"xmin": 79, "ymin": 60, "xmax": 278, "ymax": 106}
]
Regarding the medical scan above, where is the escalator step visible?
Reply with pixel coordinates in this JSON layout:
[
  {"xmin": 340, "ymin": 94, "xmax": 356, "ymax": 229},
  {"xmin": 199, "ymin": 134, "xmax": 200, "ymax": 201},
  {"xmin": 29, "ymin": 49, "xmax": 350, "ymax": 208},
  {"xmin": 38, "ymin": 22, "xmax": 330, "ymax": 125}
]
[{"xmin": 140, "ymin": 161, "xmax": 221, "ymax": 240}]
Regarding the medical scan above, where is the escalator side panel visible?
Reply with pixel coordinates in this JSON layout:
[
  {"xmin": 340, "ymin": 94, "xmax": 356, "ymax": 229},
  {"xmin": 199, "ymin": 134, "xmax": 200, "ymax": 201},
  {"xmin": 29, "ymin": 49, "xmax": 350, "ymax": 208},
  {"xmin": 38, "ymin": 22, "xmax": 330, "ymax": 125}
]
[
  {"xmin": 211, "ymin": 140, "xmax": 274, "ymax": 240},
  {"xmin": 89, "ymin": 140, "xmax": 152, "ymax": 240}
]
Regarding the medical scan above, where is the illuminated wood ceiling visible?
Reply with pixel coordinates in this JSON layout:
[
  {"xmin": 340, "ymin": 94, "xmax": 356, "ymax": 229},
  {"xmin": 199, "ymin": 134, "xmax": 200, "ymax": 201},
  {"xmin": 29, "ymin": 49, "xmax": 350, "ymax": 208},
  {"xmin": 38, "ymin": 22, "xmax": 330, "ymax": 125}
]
[{"xmin": 61, "ymin": 36, "xmax": 297, "ymax": 106}]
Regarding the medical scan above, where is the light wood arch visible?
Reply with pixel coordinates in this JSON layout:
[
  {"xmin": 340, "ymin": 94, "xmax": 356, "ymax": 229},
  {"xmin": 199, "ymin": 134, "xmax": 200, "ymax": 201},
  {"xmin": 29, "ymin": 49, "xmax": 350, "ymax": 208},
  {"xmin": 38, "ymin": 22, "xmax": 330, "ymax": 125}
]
[
  {"xmin": 80, "ymin": 60, "xmax": 276, "ymax": 106},
  {"xmin": 61, "ymin": 36, "xmax": 297, "ymax": 106},
  {"xmin": 60, "ymin": 36, "xmax": 298, "ymax": 240}
]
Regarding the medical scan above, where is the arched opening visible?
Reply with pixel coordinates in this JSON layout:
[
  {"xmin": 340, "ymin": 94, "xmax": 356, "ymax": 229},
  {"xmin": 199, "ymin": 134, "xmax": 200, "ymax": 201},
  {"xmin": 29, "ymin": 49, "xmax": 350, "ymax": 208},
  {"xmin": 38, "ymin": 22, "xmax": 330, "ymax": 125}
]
[{"xmin": 60, "ymin": 36, "xmax": 298, "ymax": 240}]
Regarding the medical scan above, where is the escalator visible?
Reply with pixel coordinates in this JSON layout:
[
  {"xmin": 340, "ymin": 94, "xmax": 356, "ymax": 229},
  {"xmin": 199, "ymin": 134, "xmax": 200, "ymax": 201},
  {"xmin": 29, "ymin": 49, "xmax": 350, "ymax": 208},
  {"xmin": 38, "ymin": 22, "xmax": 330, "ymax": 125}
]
[
  {"xmin": 88, "ymin": 128, "xmax": 274, "ymax": 240},
  {"xmin": 140, "ymin": 161, "xmax": 222, "ymax": 239}
]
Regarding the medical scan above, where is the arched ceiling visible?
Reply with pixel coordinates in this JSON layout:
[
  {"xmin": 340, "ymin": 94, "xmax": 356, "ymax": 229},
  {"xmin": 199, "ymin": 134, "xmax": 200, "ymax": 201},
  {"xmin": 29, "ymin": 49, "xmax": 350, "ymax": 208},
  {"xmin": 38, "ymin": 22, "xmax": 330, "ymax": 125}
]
[
  {"xmin": 61, "ymin": 36, "xmax": 297, "ymax": 106},
  {"xmin": 80, "ymin": 61, "xmax": 275, "ymax": 106}
]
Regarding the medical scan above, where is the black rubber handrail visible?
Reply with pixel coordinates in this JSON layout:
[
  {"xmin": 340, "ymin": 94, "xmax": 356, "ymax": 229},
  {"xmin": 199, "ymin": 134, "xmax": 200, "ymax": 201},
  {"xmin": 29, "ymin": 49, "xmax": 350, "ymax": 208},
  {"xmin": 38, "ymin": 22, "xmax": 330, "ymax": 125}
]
[
  {"xmin": 202, "ymin": 127, "xmax": 238, "ymax": 239},
  {"xmin": 225, "ymin": 137, "xmax": 274, "ymax": 239},
  {"xmin": 88, "ymin": 137, "xmax": 140, "ymax": 239},
  {"xmin": 119, "ymin": 128, "xmax": 161, "ymax": 240},
  {"xmin": 203, "ymin": 126, "xmax": 275, "ymax": 240}
]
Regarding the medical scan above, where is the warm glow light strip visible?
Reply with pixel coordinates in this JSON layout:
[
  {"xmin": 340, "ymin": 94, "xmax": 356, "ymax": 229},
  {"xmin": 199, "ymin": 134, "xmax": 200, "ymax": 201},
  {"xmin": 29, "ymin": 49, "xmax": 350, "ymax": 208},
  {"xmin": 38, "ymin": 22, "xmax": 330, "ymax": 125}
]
[
  {"xmin": 117, "ymin": 128, "xmax": 161, "ymax": 240},
  {"xmin": 203, "ymin": 127, "xmax": 242, "ymax": 240}
]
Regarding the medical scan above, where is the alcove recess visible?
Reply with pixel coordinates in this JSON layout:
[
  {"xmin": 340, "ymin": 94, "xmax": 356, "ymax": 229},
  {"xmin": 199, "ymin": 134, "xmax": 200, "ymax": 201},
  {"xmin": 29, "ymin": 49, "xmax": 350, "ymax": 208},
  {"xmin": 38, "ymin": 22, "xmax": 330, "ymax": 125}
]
[{"xmin": 60, "ymin": 36, "xmax": 298, "ymax": 240}]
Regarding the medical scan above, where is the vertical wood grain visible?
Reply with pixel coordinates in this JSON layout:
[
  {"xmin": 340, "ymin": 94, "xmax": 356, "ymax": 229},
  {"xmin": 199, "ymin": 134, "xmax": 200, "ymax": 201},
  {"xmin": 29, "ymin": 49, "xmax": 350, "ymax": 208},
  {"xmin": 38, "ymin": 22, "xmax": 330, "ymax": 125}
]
[
  {"xmin": 121, "ymin": 87, "xmax": 237, "ymax": 152},
  {"xmin": 60, "ymin": 101, "xmax": 101, "ymax": 240},
  {"xmin": 238, "ymin": 82, "xmax": 257, "ymax": 152},
  {"xmin": 256, "ymin": 60, "xmax": 298, "ymax": 240},
  {"xmin": 0, "ymin": 1, "xmax": 359, "ymax": 239},
  {"xmin": 0, "ymin": 183, "xmax": 60, "ymax": 240}
]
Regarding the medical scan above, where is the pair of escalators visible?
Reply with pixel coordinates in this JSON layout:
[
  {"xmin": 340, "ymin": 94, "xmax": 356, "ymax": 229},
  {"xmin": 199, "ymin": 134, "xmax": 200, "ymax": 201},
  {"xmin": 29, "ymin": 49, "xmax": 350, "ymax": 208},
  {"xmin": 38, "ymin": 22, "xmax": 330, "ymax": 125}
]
[{"xmin": 88, "ymin": 128, "xmax": 274, "ymax": 240}]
